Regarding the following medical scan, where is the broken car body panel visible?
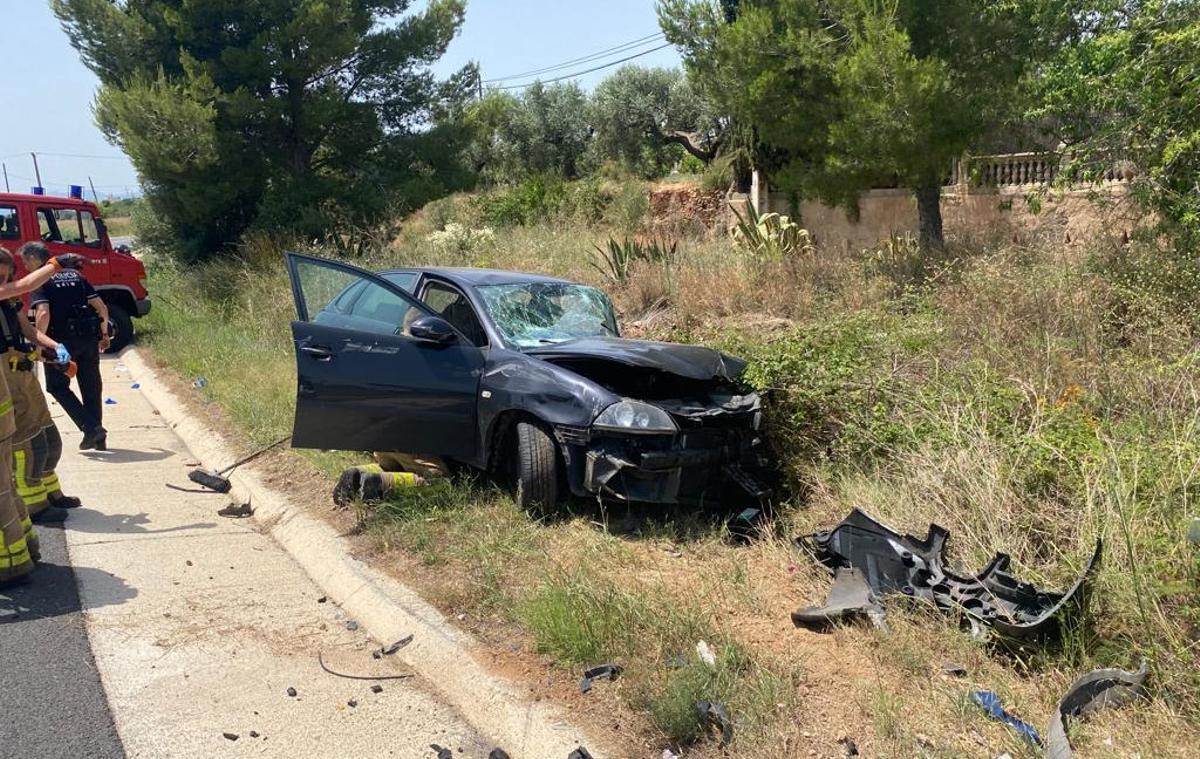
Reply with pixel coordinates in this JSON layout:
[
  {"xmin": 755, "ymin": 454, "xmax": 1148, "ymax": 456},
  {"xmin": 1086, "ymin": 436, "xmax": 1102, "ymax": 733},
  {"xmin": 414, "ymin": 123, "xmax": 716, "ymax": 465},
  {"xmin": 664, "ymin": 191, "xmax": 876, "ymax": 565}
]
[
  {"xmin": 796, "ymin": 509, "xmax": 1102, "ymax": 640},
  {"xmin": 284, "ymin": 253, "xmax": 769, "ymax": 504}
]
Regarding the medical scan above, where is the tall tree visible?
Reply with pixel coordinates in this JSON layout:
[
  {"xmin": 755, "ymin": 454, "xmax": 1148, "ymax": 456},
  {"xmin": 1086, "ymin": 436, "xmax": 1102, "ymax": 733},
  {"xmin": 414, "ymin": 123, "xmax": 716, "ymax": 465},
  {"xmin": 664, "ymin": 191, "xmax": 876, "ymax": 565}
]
[
  {"xmin": 54, "ymin": 0, "xmax": 469, "ymax": 260},
  {"xmin": 660, "ymin": 0, "xmax": 1055, "ymax": 249},
  {"xmin": 1034, "ymin": 0, "xmax": 1200, "ymax": 244},
  {"xmin": 588, "ymin": 65, "xmax": 723, "ymax": 177},
  {"xmin": 464, "ymin": 82, "xmax": 590, "ymax": 183}
]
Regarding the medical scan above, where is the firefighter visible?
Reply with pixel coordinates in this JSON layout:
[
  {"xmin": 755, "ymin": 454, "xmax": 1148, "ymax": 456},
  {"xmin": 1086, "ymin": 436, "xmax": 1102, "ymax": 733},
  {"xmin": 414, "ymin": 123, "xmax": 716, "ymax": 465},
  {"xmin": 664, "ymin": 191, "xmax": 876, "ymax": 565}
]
[
  {"xmin": 21, "ymin": 242, "xmax": 111, "ymax": 451},
  {"xmin": 0, "ymin": 249, "xmax": 85, "ymax": 588},
  {"xmin": 0, "ymin": 248, "xmax": 79, "ymax": 533}
]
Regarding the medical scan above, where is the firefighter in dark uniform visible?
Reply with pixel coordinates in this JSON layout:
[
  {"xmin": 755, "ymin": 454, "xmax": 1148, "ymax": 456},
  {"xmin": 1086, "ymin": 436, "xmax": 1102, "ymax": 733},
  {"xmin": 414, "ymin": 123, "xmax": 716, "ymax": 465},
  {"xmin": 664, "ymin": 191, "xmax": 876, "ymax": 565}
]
[
  {"xmin": 0, "ymin": 248, "xmax": 82, "ymax": 588},
  {"xmin": 20, "ymin": 242, "xmax": 111, "ymax": 451}
]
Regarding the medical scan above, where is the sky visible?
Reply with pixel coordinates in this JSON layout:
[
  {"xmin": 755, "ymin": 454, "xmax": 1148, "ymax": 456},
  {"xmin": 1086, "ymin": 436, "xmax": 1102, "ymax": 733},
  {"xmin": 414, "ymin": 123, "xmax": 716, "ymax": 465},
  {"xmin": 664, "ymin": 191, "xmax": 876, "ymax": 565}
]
[{"xmin": 0, "ymin": 1, "xmax": 681, "ymax": 200}]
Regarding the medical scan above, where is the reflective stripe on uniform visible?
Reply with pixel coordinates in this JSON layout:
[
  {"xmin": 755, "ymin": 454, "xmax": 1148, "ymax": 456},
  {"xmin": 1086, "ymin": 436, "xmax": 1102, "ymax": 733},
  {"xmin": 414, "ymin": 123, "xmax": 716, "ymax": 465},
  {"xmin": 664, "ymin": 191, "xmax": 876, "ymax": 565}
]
[
  {"xmin": 13, "ymin": 448, "xmax": 48, "ymax": 509},
  {"xmin": 43, "ymin": 470, "xmax": 62, "ymax": 496},
  {"xmin": 0, "ymin": 398, "xmax": 12, "ymax": 417},
  {"xmin": 0, "ymin": 535, "xmax": 30, "ymax": 569}
]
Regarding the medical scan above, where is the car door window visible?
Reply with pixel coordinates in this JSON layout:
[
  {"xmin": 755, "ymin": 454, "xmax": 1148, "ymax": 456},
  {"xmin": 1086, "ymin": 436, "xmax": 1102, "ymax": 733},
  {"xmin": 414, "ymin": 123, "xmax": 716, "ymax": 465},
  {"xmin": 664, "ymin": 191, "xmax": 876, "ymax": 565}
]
[
  {"xmin": 421, "ymin": 281, "xmax": 487, "ymax": 346},
  {"xmin": 79, "ymin": 211, "xmax": 101, "ymax": 248},
  {"xmin": 0, "ymin": 207, "xmax": 18, "ymax": 241},
  {"xmin": 382, "ymin": 271, "xmax": 417, "ymax": 292},
  {"xmin": 293, "ymin": 257, "xmax": 428, "ymax": 336}
]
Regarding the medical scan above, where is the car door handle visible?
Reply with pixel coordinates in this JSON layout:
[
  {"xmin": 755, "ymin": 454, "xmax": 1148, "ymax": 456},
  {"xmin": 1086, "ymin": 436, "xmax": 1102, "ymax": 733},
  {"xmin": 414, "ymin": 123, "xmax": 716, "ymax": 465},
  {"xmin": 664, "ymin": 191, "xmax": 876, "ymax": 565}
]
[{"xmin": 300, "ymin": 345, "xmax": 334, "ymax": 361}]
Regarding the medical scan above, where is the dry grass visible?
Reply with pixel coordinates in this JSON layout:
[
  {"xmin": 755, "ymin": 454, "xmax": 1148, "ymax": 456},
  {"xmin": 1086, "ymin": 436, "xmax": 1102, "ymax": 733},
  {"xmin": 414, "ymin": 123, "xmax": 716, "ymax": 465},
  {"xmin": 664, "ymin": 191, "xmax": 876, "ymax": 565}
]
[{"xmin": 138, "ymin": 183, "xmax": 1200, "ymax": 756}]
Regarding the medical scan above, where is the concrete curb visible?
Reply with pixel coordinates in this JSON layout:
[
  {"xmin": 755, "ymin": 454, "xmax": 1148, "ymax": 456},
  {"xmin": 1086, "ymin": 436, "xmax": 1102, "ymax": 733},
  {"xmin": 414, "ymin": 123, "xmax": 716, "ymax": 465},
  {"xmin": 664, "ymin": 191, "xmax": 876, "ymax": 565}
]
[{"xmin": 120, "ymin": 348, "xmax": 602, "ymax": 759}]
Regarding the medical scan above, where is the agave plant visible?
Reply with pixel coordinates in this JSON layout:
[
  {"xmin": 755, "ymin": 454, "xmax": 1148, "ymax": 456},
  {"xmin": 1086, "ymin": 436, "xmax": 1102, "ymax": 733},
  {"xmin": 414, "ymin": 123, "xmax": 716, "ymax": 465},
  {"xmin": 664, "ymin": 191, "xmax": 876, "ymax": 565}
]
[
  {"xmin": 731, "ymin": 203, "xmax": 815, "ymax": 258},
  {"xmin": 591, "ymin": 236, "xmax": 679, "ymax": 284}
]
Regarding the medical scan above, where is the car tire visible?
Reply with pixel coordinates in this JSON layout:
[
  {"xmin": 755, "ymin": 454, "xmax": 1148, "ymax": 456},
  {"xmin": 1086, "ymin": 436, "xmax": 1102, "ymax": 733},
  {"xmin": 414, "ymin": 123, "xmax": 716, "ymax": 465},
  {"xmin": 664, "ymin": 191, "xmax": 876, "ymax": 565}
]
[
  {"xmin": 513, "ymin": 421, "xmax": 559, "ymax": 510},
  {"xmin": 105, "ymin": 302, "xmax": 134, "ymax": 354}
]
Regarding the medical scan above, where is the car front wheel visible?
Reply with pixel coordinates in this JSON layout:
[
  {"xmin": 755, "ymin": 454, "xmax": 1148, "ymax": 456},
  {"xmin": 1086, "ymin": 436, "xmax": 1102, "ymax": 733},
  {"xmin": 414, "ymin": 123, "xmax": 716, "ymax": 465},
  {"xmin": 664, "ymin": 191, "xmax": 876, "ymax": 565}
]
[{"xmin": 513, "ymin": 421, "xmax": 559, "ymax": 510}]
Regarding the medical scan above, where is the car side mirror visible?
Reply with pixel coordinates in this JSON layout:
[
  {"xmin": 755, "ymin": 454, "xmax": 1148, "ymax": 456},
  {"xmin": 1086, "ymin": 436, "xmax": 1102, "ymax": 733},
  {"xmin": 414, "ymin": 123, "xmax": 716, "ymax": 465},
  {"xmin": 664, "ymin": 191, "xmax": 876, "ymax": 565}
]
[{"xmin": 408, "ymin": 315, "xmax": 458, "ymax": 345}]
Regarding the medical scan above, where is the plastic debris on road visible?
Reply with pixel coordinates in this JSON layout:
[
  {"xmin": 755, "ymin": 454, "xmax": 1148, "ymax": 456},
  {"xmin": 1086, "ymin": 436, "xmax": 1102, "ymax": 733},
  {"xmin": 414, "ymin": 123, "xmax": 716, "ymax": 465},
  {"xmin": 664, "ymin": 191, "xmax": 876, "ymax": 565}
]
[{"xmin": 104, "ymin": 398, "xmax": 117, "ymax": 405}]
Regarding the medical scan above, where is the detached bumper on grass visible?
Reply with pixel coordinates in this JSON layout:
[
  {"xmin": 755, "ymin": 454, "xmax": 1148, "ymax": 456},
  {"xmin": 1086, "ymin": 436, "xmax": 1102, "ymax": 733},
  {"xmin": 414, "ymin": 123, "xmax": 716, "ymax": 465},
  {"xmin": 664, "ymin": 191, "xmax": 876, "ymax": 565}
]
[{"xmin": 794, "ymin": 508, "xmax": 1102, "ymax": 642}]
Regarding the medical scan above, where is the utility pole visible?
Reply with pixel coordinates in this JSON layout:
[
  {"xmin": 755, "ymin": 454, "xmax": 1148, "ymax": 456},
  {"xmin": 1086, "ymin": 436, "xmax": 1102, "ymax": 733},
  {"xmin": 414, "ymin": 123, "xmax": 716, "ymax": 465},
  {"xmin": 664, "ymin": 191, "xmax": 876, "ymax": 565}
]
[
  {"xmin": 2, "ymin": 163, "xmax": 8, "ymax": 192},
  {"xmin": 88, "ymin": 176, "xmax": 100, "ymax": 203},
  {"xmin": 30, "ymin": 152, "xmax": 42, "ymax": 189}
]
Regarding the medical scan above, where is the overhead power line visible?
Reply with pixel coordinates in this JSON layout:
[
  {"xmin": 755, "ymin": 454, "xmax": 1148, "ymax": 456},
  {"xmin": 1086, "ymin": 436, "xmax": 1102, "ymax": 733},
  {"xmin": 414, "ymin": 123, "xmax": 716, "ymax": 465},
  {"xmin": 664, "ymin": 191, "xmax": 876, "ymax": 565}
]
[
  {"xmin": 483, "ymin": 32, "xmax": 665, "ymax": 83},
  {"xmin": 493, "ymin": 43, "xmax": 674, "ymax": 90},
  {"xmin": 28, "ymin": 151, "xmax": 129, "ymax": 161}
]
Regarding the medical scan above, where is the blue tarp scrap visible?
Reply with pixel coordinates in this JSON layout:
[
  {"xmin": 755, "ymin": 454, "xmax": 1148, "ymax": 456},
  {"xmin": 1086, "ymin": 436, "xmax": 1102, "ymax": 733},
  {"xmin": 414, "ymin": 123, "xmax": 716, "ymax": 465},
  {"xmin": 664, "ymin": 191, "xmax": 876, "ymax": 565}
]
[{"xmin": 971, "ymin": 690, "xmax": 1043, "ymax": 745}]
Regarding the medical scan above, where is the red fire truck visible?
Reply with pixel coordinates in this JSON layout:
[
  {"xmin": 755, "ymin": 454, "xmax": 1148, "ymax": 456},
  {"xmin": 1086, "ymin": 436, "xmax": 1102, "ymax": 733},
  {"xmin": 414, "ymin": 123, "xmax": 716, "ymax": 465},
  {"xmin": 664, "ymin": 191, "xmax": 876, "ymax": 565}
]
[{"xmin": 0, "ymin": 191, "xmax": 149, "ymax": 352}]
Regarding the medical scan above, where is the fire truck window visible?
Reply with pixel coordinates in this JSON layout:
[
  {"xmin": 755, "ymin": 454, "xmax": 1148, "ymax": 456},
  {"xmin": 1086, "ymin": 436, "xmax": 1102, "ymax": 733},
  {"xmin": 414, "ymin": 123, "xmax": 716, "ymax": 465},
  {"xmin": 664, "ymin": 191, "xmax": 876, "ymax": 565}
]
[
  {"xmin": 0, "ymin": 207, "xmax": 18, "ymax": 241},
  {"xmin": 79, "ymin": 211, "xmax": 101, "ymax": 248},
  {"xmin": 38, "ymin": 208, "xmax": 82, "ymax": 245}
]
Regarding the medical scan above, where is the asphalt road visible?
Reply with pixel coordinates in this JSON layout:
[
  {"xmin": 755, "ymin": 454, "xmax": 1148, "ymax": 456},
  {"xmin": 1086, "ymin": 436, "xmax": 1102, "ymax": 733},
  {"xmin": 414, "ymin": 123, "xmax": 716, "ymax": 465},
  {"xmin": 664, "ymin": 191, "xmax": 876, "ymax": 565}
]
[{"xmin": 0, "ymin": 520, "xmax": 125, "ymax": 759}]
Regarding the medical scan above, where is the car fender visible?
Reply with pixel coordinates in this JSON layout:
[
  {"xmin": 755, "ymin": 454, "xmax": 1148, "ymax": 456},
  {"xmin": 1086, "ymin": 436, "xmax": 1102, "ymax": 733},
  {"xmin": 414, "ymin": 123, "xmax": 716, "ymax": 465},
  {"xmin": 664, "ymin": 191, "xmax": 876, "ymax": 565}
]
[{"xmin": 478, "ymin": 350, "xmax": 616, "ymax": 469}]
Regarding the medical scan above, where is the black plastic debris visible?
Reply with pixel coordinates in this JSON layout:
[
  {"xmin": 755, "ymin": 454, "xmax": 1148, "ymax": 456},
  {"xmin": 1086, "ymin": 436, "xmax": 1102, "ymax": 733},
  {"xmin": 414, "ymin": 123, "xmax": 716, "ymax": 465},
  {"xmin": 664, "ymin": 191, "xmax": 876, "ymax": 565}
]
[
  {"xmin": 791, "ymin": 567, "xmax": 885, "ymax": 630},
  {"xmin": 488, "ymin": 750, "xmax": 511, "ymax": 759},
  {"xmin": 1046, "ymin": 660, "xmax": 1149, "ymax": 759},
  {"xmin": 370, "ymin": 684, "xmax": 383, "ymax": 694},
  {"xmin": 286, "ymin": 687, "xmax": 297, "ymax": 698},
  {"xmin": 796, "ymin": 509, "xmax": 1102, "ymax": 642},
  {"xmin": 217, "ymin": 502, "xmax": 253, "ymax": 518},
  {"xmin": 726, "ymin": 506, "xmax": 767, "ymax": 543},
  {"xmin": 971, "ymin": 691, "xmax": 1041, "ymax": 745},
  {"xmin": 430, "ymin": 745, "xmax": 453, "ymax": 759},
  {"xmin": 580, "ymin": 663, "xmax": 623, "ymax": 693},
  {"xmin": 223, "ymin": 732, "xmax": 239, "ymax": 741},
  {"xmin": 696, "ymin": 700, "xmax": 734, "ymax": 746},
  {"xmin": 568, "ymin": 748, "xmax": 595, "ymax": 759},
  {"xmin": 347, "ymin": 699, "xmax": 357, "ymax": 708},
  {"xmin": 249, "ymin": 731, "xmax": 260, "ymax": 738},
  {"xmin": 381, "ymin": 635, "xmax": 414, "ymax": 656}
]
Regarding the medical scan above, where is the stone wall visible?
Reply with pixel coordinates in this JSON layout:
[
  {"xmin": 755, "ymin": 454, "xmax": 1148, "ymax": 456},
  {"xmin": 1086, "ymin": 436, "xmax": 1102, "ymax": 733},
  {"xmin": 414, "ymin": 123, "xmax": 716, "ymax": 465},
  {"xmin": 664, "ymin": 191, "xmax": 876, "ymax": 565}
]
[{"xmin": 734, "ymin": 184, "xmax": 1144, "ymax": 252}]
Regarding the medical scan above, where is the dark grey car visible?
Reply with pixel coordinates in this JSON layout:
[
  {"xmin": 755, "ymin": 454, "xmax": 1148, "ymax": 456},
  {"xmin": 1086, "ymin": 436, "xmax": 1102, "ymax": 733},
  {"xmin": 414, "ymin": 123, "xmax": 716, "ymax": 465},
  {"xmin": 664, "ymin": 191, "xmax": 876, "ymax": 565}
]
[{"xmin": 286, "ymin": 253, "xmax": 770, "ymax": 507}]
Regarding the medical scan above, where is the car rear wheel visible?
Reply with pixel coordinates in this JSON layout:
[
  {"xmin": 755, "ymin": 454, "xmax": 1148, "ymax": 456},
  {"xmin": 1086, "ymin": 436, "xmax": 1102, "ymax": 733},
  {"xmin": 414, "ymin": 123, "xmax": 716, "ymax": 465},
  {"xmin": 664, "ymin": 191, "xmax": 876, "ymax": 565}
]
[
  {"xmin": 513, "ymin": 421, "xmax": 559, "ymax": 510},
  {"xmin": 105, "ymin": 302, "xmax": 134, "ymax": 354}
]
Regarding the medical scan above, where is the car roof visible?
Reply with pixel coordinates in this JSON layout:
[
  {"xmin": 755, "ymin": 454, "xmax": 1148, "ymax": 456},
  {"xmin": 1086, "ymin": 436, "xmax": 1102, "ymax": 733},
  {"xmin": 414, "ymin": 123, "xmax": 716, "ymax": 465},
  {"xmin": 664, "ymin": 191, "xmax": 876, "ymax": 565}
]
[{"xmin": 382, "ymin": 267, "xmax": 575, "ymax": 288}]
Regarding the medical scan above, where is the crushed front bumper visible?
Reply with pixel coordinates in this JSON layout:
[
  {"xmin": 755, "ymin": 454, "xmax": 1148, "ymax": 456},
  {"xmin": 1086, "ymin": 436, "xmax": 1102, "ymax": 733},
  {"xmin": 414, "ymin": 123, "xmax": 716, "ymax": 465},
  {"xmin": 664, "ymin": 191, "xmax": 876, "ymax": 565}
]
[{"xmin": 562, "ymin": 426, "xmax": 771, "ymax": 504}]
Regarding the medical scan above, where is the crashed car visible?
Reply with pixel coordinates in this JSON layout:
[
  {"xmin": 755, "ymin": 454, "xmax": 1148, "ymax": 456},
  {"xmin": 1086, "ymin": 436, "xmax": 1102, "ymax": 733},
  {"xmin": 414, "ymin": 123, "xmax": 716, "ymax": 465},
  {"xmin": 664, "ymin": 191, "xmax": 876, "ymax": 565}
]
[{"xmin": 284, "ymin": 253, "xmax": 771, "ymax": 507}]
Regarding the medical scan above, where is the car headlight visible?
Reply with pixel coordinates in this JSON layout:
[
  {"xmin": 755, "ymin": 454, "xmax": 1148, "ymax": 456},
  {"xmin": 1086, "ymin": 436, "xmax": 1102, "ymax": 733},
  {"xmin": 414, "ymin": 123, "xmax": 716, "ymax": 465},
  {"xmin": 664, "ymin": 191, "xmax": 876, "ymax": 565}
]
[{"xmin": 593, "ymin": 400, "xmax": 677, "ymax": 433}]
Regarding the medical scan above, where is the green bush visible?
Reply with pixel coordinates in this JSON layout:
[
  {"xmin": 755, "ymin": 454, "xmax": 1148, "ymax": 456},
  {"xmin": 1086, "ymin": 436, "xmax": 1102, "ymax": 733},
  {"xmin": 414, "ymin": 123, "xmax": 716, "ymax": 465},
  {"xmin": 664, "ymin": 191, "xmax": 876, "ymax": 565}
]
[{"xmin": 472, "ymin": 175, "xmax": 568, "ymax": 227}]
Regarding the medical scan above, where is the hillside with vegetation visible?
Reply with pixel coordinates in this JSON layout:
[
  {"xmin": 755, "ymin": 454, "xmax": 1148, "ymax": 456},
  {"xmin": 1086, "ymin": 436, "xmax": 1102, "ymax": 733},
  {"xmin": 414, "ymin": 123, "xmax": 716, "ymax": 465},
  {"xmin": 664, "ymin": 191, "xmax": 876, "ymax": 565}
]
[{"xmin": 55, "ymin": 0, "xmax": 1200, "ymax": 755}]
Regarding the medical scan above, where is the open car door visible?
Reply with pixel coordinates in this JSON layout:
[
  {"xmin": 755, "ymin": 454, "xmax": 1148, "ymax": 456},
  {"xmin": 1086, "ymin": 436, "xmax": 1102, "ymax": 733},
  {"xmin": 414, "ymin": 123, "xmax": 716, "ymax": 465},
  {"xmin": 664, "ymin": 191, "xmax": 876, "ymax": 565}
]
[{"xmin": 286, "ymin": 253, "xmax": 483, "ymax": 460}]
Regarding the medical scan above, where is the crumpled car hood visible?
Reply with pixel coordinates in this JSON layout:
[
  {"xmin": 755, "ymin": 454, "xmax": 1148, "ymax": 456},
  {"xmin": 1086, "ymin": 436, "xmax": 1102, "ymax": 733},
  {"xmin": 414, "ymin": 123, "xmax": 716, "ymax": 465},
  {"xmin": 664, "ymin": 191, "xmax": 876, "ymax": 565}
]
[{"xmin": 526, "ymin": 337, "xmax": 747, "ymax": 382}]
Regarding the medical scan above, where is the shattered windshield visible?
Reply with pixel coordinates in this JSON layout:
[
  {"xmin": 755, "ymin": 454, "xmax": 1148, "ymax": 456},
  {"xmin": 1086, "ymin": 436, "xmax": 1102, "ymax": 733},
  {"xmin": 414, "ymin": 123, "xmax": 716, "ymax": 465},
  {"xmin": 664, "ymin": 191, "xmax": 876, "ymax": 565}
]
[{"xmin": 477, "ymin": 282, "xmax": 618, "ymax": 348}]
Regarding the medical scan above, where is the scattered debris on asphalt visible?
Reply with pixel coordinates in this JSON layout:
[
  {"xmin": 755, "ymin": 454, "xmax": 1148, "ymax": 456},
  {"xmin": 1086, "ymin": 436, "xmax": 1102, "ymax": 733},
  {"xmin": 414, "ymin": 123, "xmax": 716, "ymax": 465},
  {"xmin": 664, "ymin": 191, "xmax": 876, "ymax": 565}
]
[
  {"xmin": 286, "ymin": 687, "xmax": 297, "ymax": 698},
  {"xmin": 488, "ymin": 750, "xmax": 511, "ymax": 759},
  {"xmin": 1046, "ymin": 660, "xmax": 1149, "ymax": 759},
  {"xmin": 580, "ymin": 663, "xmax": 622, "ymax": 693},
  {"xmin": 104, "ymin": 398, "xmax": 117, "ymax": 405},
  {"xmin": 567, "ymin": 748, "xmax": 594, "ymax": 759},
  {"xmin": 971, "ymin": 691, "xmax": 1041, "ymax": 745},
  {"xmin": 217, "ymin": 501, "xmax": 253, "ymax": 518},
  {"xmin": 696, "ymin": 640, "xmax": 717, "ymax": 668},
  {"xmin": 796, "ymin": 509, "xmax": 1102, "ymax": 641},
  {"xmin": 837, "ymin": 736, "xmax": 860, "ymax": 756},
  {"xmin": 316, "ymin": 651, "xmax": 413, "ymax": 681},
  {"xmin": 791, "ymin": 567, "xmax": 885, "ymax": 630},
  {"xmin": 249, "ymin": 731, "xmax": 260, "ymax": 738},
  {"xmin": 345, "ymin": 620, "xmax": 359, "ymax": 631},
  {"xmin": 430, "ymin": 745, "xmax": 453, "ymax": 759},
  {"xmin": 370, "ymin": 684, "xmax": 384, "ymax": 693},
  {"xmin": 317, "ymin": 596, "xmax": 327, "ymax": 604},
  {"xmin": 222, "ymin": 732, "xmax": 239, "ymax": 741},
  {"xmin": 131, "ymin": 383, "xmax": 140, "ymax": 389},
  {"xmin": 696, "ymin": 700, "xmax": 734, "ymax": 746},
  {"xmin": 347, "ymin": 699, "xmax": 357, "ymax": 708}
]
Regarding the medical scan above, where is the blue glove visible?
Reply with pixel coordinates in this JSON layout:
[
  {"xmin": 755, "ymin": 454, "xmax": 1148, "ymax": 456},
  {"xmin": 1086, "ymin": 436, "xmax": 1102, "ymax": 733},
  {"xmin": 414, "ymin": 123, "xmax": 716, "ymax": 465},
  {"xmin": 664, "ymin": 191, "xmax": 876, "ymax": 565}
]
[{"xmin": 55, "ymin": 344, "xmax": 71, "ymax": 364}]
